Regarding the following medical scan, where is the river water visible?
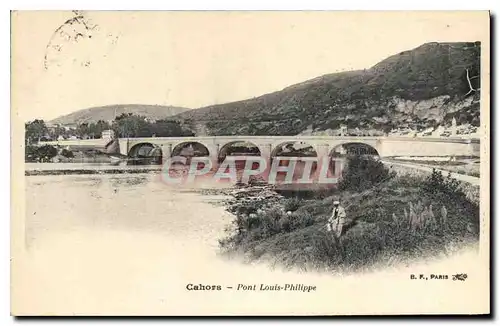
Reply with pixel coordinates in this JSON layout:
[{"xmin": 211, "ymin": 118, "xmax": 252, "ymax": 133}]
[
  {"xmin": 21, "ymin": 172, "xmax": 340, "ymax": 315},
  {"xmin": 24, "ymin": 173, "xmax": 232, "ymax": 251},
  {"xmin": 15, "ymin": 171, "xmax": 485, "ymax": 315}
]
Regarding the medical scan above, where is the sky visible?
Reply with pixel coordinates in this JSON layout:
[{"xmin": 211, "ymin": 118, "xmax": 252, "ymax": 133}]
[{"xmin": 11, "ymin": 11, "xmax": 488, "ymax": 121}]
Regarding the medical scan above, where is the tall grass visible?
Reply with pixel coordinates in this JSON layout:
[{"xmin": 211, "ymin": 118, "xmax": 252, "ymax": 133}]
[{"xmin": 219, "ymin": 157, "xmax": 480, "ymax": 272}]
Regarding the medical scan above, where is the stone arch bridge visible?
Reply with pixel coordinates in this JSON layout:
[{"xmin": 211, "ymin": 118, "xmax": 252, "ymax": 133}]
[{"xmin": 40, "ymin": 135, "xmax": 480, "ymax": 164}]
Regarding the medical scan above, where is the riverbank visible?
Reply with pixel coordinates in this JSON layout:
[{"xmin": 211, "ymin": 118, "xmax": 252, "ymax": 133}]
[
  {"xmin": 25, "ymin": 168, "xmax": 163, "ymax": 176},
  {"xmin": 16, "ymin": 171, "xmax": 486, "ymax": 315},
  {"xmin": 218, "ymin": 157, "xmax": 480, "ymax": 273},
  {"xmin": 24, "ymin": 163, "xmax": 163, "ymax": 176}
]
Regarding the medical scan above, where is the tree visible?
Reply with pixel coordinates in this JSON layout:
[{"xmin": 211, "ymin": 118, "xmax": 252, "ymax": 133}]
[
  {"xmin": 96, "ymin": 120, "xmax": 111, "ymax": 134},
  {"xmin": 77, "ymin": 123, "xmax": 90, "ymax": 139},
  {"xmin": 111, "ymin": 114, "xmax": 195, "ymax": 138},
  {"xmin": 85, "ymin": 120, "xmax": 111, "ymax": 139},
  {"xmin": 153, "ymin": 119, "xmax": 194, "ymax": 137},
  {"xmin": 25, "ymin": 119, "xmax": 48, "ymax": 144},
  {"xmin": 112, "ymin": 114, "xmax": 150, "ymax": 138},
  {"xmin": 48, "ymin": 125, "xmax": 68, "ymax": 140}
]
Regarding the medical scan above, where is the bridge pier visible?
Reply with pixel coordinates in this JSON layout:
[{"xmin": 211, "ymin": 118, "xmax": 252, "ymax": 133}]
[
  {"xmin": 258, "ymin": 144, "xmax": 272, "ymax": 162},
  {"xmin": 118, "ymin": 139, "xmax": 130, "ymax": 156},
  {"xmin": 160, "ymin": 144, "xmax": 173, "ymax": 164},
  {"xmin": 313, "ymin": 144, "xmax": 330, "ymax": 180},
  {"xmin": 207, "ymin": 144, "xmax": 220, "ymax": 170}
]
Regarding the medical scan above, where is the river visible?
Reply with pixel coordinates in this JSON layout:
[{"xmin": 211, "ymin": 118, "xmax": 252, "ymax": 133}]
[
  {"xmin": 20, "ymin": 172, "xmax": 338, "ymax": 315},
  {"xmin": 24, "ymin": 173, "xmax": 232, "ymax": 251},
  {"xmin": 14, "ymin": 171, "xmax": 486, "ymax": 315}
]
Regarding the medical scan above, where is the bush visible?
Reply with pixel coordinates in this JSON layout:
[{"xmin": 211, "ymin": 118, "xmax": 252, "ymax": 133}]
[
  {"xmin": 290, "ymin": 211, "xmax": 316, "ymax": 229},
  {"xmin": 60, "ymin": 148, "xmax": 74, "ymax": 158},
  {"xmin": 25, "ymin": 144, "xmax": 57, "ymax": 162},
  {"xmin": 25, "ymin": 145, "xmax": 38, "ymax": 162},
  {"xmin": 421, "ymin": 169, "xmax": 461, "ymax": 196},
  {"xmin": 419, "ymin": 169, "xmax": 479, "ymax": 235},
  {"xmin": 223, "ymin": 200, "xmax": 320, "ymax": 249},
  {"xmin": 339, "ymin": 156, "xmax": 394, "ymax": 192},
  {"xmin": 283, "ymin": 197, "xmax": 303, "ymax": 212}
]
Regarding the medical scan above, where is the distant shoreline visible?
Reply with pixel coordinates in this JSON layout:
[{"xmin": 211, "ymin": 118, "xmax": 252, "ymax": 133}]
[{"xmin": 25, "ymin": 163, "xmax": 163, "ymax": 176}]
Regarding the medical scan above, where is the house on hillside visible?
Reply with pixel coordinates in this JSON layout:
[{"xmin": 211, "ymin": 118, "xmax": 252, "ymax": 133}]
[
  {"xmin": 339, "ymin": 124, "xmax": 347, "ymax": 136},
  {"xmin": 45, "ymin": 123, "xmax": 59, "ymax": 134},
  {"xmin": 102, "ymin": 129, "xmax": 115, "ymax": 141},
  {"xmin": 62, "ymin": 123, "xmax": 78, "ymax": 131},
  {"xmin": 417, "ymin": 127, "xmax": 434, "ymax": 137}
]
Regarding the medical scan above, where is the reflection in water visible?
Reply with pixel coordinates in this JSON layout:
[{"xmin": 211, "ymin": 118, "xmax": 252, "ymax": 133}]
[{"xmin": 25, "ymin": 173, "xmax": 233, "ymax": 251}]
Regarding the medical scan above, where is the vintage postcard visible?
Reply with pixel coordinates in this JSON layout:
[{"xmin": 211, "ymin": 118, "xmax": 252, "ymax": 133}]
[{"xmin": 11, "ymin": 11, "xmax": 490, "ymax": 316}]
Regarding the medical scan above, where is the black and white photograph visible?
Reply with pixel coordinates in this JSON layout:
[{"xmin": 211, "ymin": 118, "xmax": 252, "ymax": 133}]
[{"xmin": 10, "ymin": 10, "xmax": 490, "ymax": 316}]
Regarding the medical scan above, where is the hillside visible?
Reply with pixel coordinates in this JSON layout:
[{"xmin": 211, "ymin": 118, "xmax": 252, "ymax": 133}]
[
  {"xmin": 50, "ymin": 104, "xmax": 191, "ymax": 125},
  {"xmin": 175, "ymin": 42, "xmax": 481, "ymax": 136}
]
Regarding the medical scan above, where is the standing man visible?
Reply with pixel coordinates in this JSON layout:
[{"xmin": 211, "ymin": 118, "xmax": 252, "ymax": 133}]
[{"xmin": 327, "ymin": 197, "xmax": 347, "ymax": 255}]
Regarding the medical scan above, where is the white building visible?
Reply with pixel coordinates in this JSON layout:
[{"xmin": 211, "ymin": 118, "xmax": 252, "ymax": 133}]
[
  {"xmin": 432, "ymin": 126, "xmax": 445, "ymax": 137},
  {"xmin": 102, "ymin": 129, "xmax": 115, "ymax": 141},
  {"xmin": 339, "ymin": 124, "xmax": 348, "ymax": 136}
]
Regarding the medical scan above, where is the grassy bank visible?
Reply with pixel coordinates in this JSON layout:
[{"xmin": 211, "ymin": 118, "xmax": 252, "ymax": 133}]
[
  {"xmin": 386, "ymin": 157, "xmax": 480, "ymax": 178},
  {"xmin": 427, "ymin": 164, "xmax": 480, "ymax": 178},
  {"xmin": 219, "ymin": 157, "xmax": 479, "ymax": 273}
]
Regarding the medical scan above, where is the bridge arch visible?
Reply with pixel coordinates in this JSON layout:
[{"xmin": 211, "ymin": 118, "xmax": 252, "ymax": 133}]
[
  {"xmin": 271, "ymin": 141, "xmax": 318, "ymax": 158},
  {"xmin": 218, "ymin": 141, "xmax": 261, "ymax": 163},
  {"xmin": 269, "ymin": 141, "xmax": 320, "ymax": 183},
  {"xmin": 329, "ymin": 142, "xmax": 380, "ymax": 158},
  {"xmin": 171, "ymin": 141, "xmax": 210, "ymax": 158},
  {"xmin": 328, "ymin": 142, "xmax": 380, "ymax": 177},
  {"xmin": 128, "ymin": 142, "xmax": 163, "ymax": 165}
]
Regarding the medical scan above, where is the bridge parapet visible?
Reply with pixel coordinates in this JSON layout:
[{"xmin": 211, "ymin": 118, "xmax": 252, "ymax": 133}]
[
  {"xmin": 37, "ymin": 139, "xmax": 107, "ymax": 148},
  {"xmin": 37, "ymin": 136, "xmax": 480, "ymax": 161}
]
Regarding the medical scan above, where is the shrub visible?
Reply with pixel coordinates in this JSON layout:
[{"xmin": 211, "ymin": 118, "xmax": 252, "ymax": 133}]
[
  {"xmin": 25, "ymin": 144, "xmax": 57, "ymax": 162},
  {"xmin": 25, "ymin": 145, "xmax": 38, "ymax": 162},
  {"xmin": 61, "ymin": 148, "xmax": 74, "ymax": 158},
  {"xmin": 290, "ymin": 211, "xmax": 316, "ymax": 229},
  {"xmin": 421, "ymin": 169, "xmax": 461, "ymax": 195},
  {"xmin": 419, "ymin": 169, "xmax": 479, "ymax": 236},
  {"xmin": 38, "ymin": 145, "xmax": 58, "ymax": 160},
  {"xmin": 283, "ymin": 197, "xmax": 303, "ymax": 212},
  {"xmin": 339, "ymin": 156, "xmax": 394, "ymax": 192}
]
